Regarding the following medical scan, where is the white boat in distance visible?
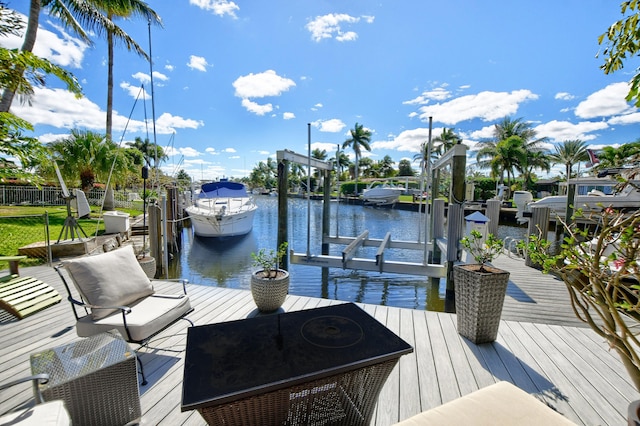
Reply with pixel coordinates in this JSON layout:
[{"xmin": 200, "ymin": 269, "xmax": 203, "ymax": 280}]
[
  {"xmin": 526, "ymin": 177, "xmax": 640, "ymax": 219},
  {"xmin": 362, "ymin": 182, "xmax": 404, "ymax": 206},
  {"xmin": 186, "ymin": 180, "xmax": 257, "ymax": 237}
]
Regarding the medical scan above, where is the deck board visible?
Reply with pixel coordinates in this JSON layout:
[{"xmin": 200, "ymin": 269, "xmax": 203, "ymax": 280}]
[{"xmin": 0, "ymin": 261, "xmax": 638, "ymax": 425}]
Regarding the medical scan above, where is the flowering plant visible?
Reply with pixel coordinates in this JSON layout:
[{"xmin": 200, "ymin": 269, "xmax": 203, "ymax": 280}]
[{"xmin": 459, "ymin": 230, "xmax": 504, "ymax": 272}]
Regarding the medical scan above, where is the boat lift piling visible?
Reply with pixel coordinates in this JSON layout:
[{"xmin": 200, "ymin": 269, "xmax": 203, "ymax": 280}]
[{"xmin": 276, "ymin": 148, "xmax": 447, "ymax": 279}]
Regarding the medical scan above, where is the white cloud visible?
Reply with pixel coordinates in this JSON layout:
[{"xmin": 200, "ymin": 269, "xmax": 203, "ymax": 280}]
[
  {"xmin": 283, "ymin": 112, "xmax": 295, "ymax": 120},
  {"xmin": 608, "ymin": 111, "xmax": 640, "ymax": 125},
  {"xmin": 370, "ymin": 128, "xmax": 431, "ymax": 153},
  {"xmin": 311, "ymin": 142, "xmax": 339, "ymax": 153},
  {"xmin": 232, "ymin": 70, "xmax": 296, "ymax": 114},
  {"xmin": 241, "ymin": 99, "xmax": 273, "ymax": 115},
  {"xmin": 404, "ymin": 87, "xmax": 451, "ymax": 105},
  {"xmin": 534, "ymin": 120, "xmax": 608, "ymax": 142},
  {"xmin": 233, "ymin": 70, "xmax": 296, "ymax": 98},
  {"xmin": 132, "ymin": 72, "xmax": 151, "ymax": 84},
  {"xmin": 1, "ymin": 15, "xmax": 88, "ymax": 68},
  {"xmin": 555, "ymin": 92, "xmax": 575, "ymax": 101},
  {"xmin": 187, "ymin": 55, "xmax": 209, "ymax": 72},
  {"xmin": 468, "ymin": 125, "xmax": 495, "ymax": 141},
  {"xmin": 189, "ymin": 0, "xmax": 239, "ymax": 18},
  {"xmin": 223, "ymin": 148, "xmax": 236, "ymax": 153},
  {"xmin": 312, "ymin": 119, "xmax": 346, "ymax": 132},
  {"xmin": 178, "ymin": 147, "xmax": 201, "ymax": 157},
  {"xmin": 38, "ymin": 133, "xmax": 70, "ymax": 143},
  {"xmin": 155, "ymin": 113, "xmax": 204, "ymax": 133},
  {"xmin": 165, "ymin": 64, "xmax": 174, "ymax": 72},
  {"xmin": 306, "ymin": 13, "xmax": 373, "ymax": 42},
  {"xmin": 418, "ymin": 90, "xmax": 539, "ymax": 125},
  {"xmin": 575, "ymin": 82, "xmax": 634, "ymax": 119},
  {"xmin": 205, "ymin": 147, "xmax": 218, "ymax": 155},
  {"xmin": 12, "ymin": 87, "xmax": 109, "ymax": 130},
  {"xmin": 336, "ymin": 31, "xmax": 358, "ymax": 42},
  {"xmin": 120, "ymin": 82, "xmax": 151, "ymax": 100}
]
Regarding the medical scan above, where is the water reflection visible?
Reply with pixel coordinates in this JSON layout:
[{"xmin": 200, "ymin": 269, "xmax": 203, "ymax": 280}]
[
  {"xmin": 187, "ymin": 234, "xmax": 257, "ymax": 287},
  {"xmin": 171, "ymin": 196, "xmax": 526, "ymax": 312}
]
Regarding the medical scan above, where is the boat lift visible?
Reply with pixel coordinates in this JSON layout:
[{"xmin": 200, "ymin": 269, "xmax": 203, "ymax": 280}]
[{"xmin": 276, "ymin": 145, "xmax": 446, "ymax": 278}]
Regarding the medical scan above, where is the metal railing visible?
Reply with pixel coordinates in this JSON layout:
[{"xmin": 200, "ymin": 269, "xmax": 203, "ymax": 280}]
[{"xmin": 0, "ymin": 186, "xmax": 143, "ymax": 210}]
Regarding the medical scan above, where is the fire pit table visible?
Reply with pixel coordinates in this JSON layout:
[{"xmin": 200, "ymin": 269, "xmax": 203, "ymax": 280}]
[{"xmin": 181, "ymin": 303, "xmax": 412, "ymax": 426}]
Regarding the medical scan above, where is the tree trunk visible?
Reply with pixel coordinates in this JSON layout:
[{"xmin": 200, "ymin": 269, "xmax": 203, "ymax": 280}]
[
  {"xmin": 106, "ymin": 13, "xmax": 114, "ymax": 141},
  {"xmin": 0, "ymin": 0, "xmax": 40, "ymax": 112}
]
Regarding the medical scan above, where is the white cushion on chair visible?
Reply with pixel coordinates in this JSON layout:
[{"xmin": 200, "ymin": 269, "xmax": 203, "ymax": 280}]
[
  {"xmin": 393, "ymin": 381, "xmax": 576, "ymax": 425},
  {"xmin": 65, "ymin": 245, "xmax": 154, "ymax": 320},
  {"xmin": 75, "ymin": 291, "xmax": 192, "ymax": 342},
  {"xmin": 0, "ymin": 400, "xmax": 71, "ymax": 426}
]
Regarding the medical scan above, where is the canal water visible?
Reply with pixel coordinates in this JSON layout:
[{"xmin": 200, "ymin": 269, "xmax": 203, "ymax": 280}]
[{"xmin": 170, "ymin": 196, "xmax": 527, "ymax": 312}]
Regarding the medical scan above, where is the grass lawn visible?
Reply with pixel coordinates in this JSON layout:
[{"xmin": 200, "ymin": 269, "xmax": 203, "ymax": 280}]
[{"xmin": 0, "ymin": 205, "xmax": 143, "ymax": 267}]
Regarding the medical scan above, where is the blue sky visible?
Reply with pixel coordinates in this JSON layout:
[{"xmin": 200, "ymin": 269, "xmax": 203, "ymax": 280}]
[{"xmin": 4, "ymin": 0, "xmax": 640, "ymax": 181}]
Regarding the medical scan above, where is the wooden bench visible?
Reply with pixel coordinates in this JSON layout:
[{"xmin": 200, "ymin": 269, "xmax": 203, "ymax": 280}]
[{"xmin": 0, "ymin": 256, "xmax": 62, "ymax": 320}]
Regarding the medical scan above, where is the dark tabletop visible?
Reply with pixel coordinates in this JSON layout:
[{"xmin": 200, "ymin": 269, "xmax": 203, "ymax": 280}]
[{"xmin": 181, "ymin": 303, "xmax": 412, "ymax": 411}]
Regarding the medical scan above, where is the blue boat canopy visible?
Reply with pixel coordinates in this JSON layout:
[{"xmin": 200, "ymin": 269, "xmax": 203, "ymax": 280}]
[{"xmin": 199, "ymin": 181, "xmax": 249, "ymax": 198}]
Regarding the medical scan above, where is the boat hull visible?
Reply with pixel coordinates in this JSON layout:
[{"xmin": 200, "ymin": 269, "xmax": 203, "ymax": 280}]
[
  {"xmin": 187, "ymin": 205, "xmax": 257, "ymax": 237},
  {"xmin": 528, "ymin": 194, "xmax": 640, "ymax": 218},
  {"xmin": 362, "ymin": 187, "xmax": 403, "ymax": 205}
]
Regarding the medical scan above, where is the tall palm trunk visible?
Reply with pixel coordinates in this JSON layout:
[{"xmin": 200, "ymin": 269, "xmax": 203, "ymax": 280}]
[
  {"xmin": 0, "ymin": 0, "xmax": 40, "ymax": 112},
  {"xmin": 106, "ymin": 13, "xmax": 114, "ymax": 141}
]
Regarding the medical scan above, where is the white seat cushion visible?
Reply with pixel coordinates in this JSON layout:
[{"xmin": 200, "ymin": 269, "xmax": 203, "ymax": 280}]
[
  {"xmin": 75, "ymin": 291, "xmax": 192, "ymax": 342},
  {"xmin": 394, "ymin": 381, "xmax": 577, "ymax": 425},
  {"xmin": 0, "ymin": 400, "xmax": 70, "ymax": 426},
  {"xmin": 65, "ymin": 245, "xmax": 154, "ymax": 320}
]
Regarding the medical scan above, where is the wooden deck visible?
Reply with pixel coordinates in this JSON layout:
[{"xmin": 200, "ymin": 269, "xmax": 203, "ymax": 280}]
[{"xmin": 1, "ymin": 259, "xmax": 638, "ymax": 425}]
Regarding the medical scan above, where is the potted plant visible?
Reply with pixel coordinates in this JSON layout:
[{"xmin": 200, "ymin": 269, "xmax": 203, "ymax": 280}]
[
  {"xmin": 455, "ymin": 230, "xmax": 509, "ymax": 343},
  {"xmin": 520, "ymin": 199, "xmax": 640, "ymax": 418},
  {"xmin": 250, "ymin": 242, "xmax": 289, "ymax": 312}
]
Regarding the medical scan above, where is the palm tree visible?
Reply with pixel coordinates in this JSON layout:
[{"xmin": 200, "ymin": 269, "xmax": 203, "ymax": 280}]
[
  {"xmin": 520, "ymin": 150, "xmax": 551, "ymax": 189},
  {"xmin": 379, "ymin": 155, "xmax": 396, "ymax": 178},
  {"xmin": 594, "ymin": 141, "xmax": 640, "ymax": 170},
  {"xmin": 477, "ymin": 136, "xmax": 527, "ymax": 187},
  {"xmin": 2, "ymin": 0, "xmax": 161, "ymax": 142},
  {"xmin": 413, "ymin": 128, "xmax": 460, "ymax": 164},
  {"xmin": 342, "ymin": 122, "xmax": 372, "ymax": 196},
  {"xmin": 358, "ymin": 157, "xmax": 376, "ymax": 178},
  {"xmin": 2, "ymin": 0, "xmax": 109, "ymax": 111},
  {"xmin": 94, "ymin": 1, "xmax": 161, "ymax": 141},
  {"xmin": 549, "ymin": 140, "xmax": 588, "ymax": 180},
  {"xmin": 127, "ymin": 136, "xmax": 168, "ymax": 168},
  {"xmin": 477, "ymin": 117, "xmax": 548, "ymax": 188},
  {"xmin": 48, "ymin": 129, "xmax": 132, "ymax": 192}
]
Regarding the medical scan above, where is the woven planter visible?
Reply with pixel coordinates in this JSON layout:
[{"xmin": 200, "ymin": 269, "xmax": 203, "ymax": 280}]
[
  {"xmin": 454, "ymin": 264, "xmax": 510, "ymax": 344},
  {"xmin": 250, "ymin": 269, "xmax": 290, "ymax": 312}
]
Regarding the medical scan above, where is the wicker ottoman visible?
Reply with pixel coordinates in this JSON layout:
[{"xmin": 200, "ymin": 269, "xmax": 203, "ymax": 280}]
[{"xmin": 30, "ymin": 330, "xmax": 141, "ymax": 426}]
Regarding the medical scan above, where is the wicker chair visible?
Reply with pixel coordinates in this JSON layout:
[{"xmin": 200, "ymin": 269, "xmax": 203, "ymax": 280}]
[
  {"xmin": 54, "ymin": 245, "xmax": 194, "ymax": 384},
  {"xmin": 0, "ymin": 374, "xmax": 71, "ymax": 425}
]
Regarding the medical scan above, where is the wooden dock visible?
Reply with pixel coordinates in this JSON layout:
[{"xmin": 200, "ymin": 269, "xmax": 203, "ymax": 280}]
[{"xmin": 1, "ymin": 259, "xmax": 638, "ymax": 425}]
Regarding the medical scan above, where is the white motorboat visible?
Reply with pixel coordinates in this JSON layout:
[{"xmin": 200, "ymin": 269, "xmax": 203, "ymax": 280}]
[
  {"xmin": 526, "ymin": 177, "xmax": 640, "ymax": 219},
  {"xmin": 186, "ymin": 180, "xmax": 257, "ymax": 237},
  {"xmin": 362, "ymin": 182, "xmax": 404, "ymax": 205}
]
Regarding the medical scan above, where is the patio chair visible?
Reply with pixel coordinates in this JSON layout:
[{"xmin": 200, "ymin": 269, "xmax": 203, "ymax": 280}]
[
  {"xmin": 54, "ymin": 245, "xmax": 194, "ymax": 384},
  {"xmin": 0, "ymin": 255, "xmax": 61, "ymax": 320},
  {"xmin": 0, "ymin": 374, "xmax": 71, "ymax": 425}
]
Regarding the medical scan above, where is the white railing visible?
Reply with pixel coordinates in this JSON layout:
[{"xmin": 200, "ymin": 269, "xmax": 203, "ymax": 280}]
[{"xmin": 0, "ymin": 186, "xmax": 144, "ymax": 209}]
